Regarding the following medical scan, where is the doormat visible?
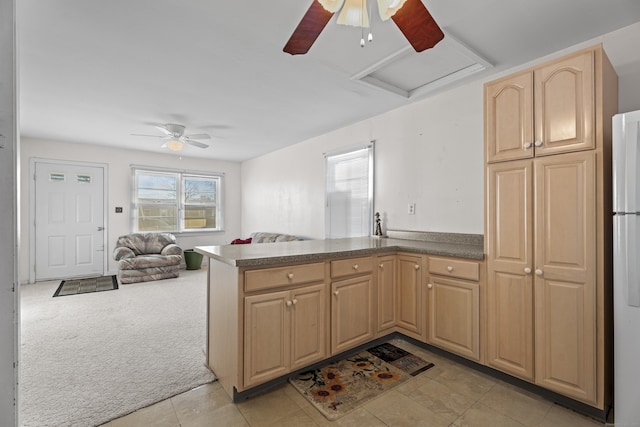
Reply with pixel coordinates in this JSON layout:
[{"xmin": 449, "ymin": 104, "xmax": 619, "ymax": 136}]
[
  {"xmin": 289, "ymin": 342, "xmax": 434, "ymax": 420},
  {"xmin": 53, "ymin": 275, "xmax": 118, "ymax": 297}
]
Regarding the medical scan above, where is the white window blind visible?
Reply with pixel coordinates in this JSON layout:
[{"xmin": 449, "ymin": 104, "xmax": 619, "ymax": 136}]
[{"xmin": 325, "ymin": 144, "xmax": 374, "ymax": 238}]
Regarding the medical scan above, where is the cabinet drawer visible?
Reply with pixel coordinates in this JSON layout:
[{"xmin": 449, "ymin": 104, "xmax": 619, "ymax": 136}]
[
  {"xmin": 331, "ymin": 256, "xmax": 373, "ymax": 279},
  {"xmin": 245, "ymin": 262, "xmax": 325, "ymax": 292},
  {"xmin": 429, "ymin": 257, "xmax": 480, "ymax": 281}
]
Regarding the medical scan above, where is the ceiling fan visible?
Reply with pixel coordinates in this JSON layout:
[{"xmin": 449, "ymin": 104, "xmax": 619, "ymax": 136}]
[
  {"xmin": 132, "ymin": 124, "xmax": 210, "ymax": 151},
  {"xmin": 283, "ymin": 0, "xmax": 444, "ymax": 55}
]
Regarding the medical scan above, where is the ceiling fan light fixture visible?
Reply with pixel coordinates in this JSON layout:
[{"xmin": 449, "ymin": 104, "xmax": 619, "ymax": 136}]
[
  {"xmin": 166, "ymin": 139, "xmax": 183, "ymax": 152},
  {"xmin": 318, "ymin": 0, "xmax": 344, "ymax": 13},
  {"xmin": 337, "ymin": 0, "xmax": 370, "ymax": 27},
  {"xmin": 377, "ymin": 0, "xmax": 407, "ymax": 20}
]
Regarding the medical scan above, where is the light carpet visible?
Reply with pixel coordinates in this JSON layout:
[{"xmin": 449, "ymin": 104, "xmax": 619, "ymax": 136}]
[{"xmin": 20, "ymin": 269, "xmax": 216, "ymax": 427}]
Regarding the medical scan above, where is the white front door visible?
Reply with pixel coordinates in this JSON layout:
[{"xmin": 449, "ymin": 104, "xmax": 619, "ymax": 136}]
[{"xmin": 34, "ymin": 161, "xmax": 105, "ymax": 280}]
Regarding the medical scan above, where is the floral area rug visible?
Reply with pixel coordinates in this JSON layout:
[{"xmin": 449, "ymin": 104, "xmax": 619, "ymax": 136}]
[{"xmin": 289, "ymin": 342, "xmax": 434, "ymax": 420}]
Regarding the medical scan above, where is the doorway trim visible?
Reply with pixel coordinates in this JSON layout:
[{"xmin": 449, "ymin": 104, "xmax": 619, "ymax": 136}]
[{"xmin": 29, "ymin": 157, "xmax": 109, "ymax": 284}]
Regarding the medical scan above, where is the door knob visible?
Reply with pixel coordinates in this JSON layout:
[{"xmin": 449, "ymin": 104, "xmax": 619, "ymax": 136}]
[
  {"xmin": 524, "ymin": 267, "xmax": 531, "ymax": 274},
  {"xmin": 97, "ymin": 226, "xmax": 105, "ymax": 231},
  {"xmin": 535, "ymin": 269, "xmax": 543, "ymax": 276}
]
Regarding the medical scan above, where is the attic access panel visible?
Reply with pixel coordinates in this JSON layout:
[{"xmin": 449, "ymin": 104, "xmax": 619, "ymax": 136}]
[{"xmin": 352, "ymin": 32, "xmax": 492, "ymax": 98}]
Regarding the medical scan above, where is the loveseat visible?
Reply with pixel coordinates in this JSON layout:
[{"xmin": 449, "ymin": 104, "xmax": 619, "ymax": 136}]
[
  {"xmin": 250, "ymin": 232, "xmax": 301, "ymax": 243},
  {"xmin": 113, "ymin": 233, "xmax": 183, "ymax": 284}
]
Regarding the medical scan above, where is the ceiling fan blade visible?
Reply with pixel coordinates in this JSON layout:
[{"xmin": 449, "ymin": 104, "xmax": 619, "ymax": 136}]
[
  {"xmin": 184, "ymin": 139, "xmax": 209, "ymax": 149},
  {"xmin": 131, "ymin": 133, "xmax": 168, "ymax": 138},
  {"xmin": 283, "ymin": 1, "xmax": 335, "ymax": 55},
  {"xmin": 154, "ymin": 125, "xmax": 173, "ymax": 136},
  {"xmin": 186, "ymin": 133, "xmax": 211, "ymax": 140},
  {"xmin": 391, "ymin": 0, "xmax": 444, "ymax": 52}
]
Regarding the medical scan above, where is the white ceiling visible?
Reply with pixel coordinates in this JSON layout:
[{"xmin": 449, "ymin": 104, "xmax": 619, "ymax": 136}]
[{"xmin": 17, "ymin": 0, "xmax": 640, "ymax": 161}]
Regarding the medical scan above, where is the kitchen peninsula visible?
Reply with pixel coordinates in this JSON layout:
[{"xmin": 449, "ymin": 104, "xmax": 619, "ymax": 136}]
[{"xmin": 196, "ymin": 233, "xmax": 484, "ymax": 400}]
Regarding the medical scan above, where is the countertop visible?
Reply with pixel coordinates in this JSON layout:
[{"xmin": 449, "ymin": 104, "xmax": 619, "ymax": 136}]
[{"xmin": 195, "ymin": 236, "xmax": 484, "ymax": 268}]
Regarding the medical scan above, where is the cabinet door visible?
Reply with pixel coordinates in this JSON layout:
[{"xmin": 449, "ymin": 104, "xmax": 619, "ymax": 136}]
[
  {"xmin": 244, "ymin": 290, "xmax": 291, "ymax": 387},
  {"xmin": 331, "ymin": 275, "xmax": 374, "ymax": 354},
  {"xmin": 290, "ymin": 284, "xmax": 327, "ymax": 369},
  {"xmin": 427, "ymin": 276, "xmax": 480, "ymax": 361},
  {"xmin": 534, "ymin": 151, "xmax": 597, "ymax": 404},
  {"xmin": 534, "ymin": 49, "xmax": 594, "ymax": 156},
  {"xmin": 376, "ymin": 256, "xmax": 396, "ymax": 333},
  {"xmin": 485, "ymin": 70, "xmax": 534, "ymax": 163},
  {"xmin": 397, "ymin": 255, "xmax": 424, "ymax": 337},
  {"xmin": 486, "ymin": 160, "xmax": 535, "ymax": 380}
]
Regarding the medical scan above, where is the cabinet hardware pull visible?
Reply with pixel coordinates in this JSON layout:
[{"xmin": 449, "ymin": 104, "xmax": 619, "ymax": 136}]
[
  {"xmin": 414, "ymin": 264, "xmax": 420, "ymax": 270},
  {"xmin": 353, "ymin": 264, "xmax": 359, "ymax": 270},
  {"xmin": 287, "ymin": 273, "xmax": 294, "ymax": 279},
  {"xmin": 333, "ymin": 291, "xmax": 339, "ymax": 296},
  {"xmin": 524, "ymin": 142, "xmax": 533, "ymax": 149},
  {"xmin": 427, "ymin": 283, "xmax": 433, "ymax": 289},
  {"xmin": 379, "ymin": 264, "xmax": 384, "ymax": 269},
  {"xmin": 535, "ymin": 269, "xmax": 543, "ymax": 276},
  {"xmin": 286, "ymin": 300, "xmax": 293, "ymax": 307},
  {"xmin": 447, "ymin": 266, "xmax": 453, "ymax": 272},
  {"xmin": 534, "ymin": 140, "xmax": 543, "ymax": 147},
  {"xmin": 524, "ymin": 267, "xmax": 532, "ymax": 274},
  {"xmin": 292, "ymin": 299, "xmax": 298, "ymax": 305}
]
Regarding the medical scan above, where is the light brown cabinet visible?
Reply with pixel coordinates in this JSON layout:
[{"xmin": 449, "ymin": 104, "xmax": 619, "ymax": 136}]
[
  {"xmin": 331, "ymin": 257, "xmax": 374, "ymax": 355},
  {"xmin": 427, "ymin": 257, "xmax": 481, "ymax": 361},
  {"xmin": 244, "ymin": 283, "xmax": 327, "ymax": 388},
  {"xmin": 396, "ymin": 254, "xmax": 425, "ymax": 339},
  {"xmin": 376, "ymin": 255, "xmax": 397, "ymax": 333},
  {"xmin": 485, "ymin": 49, "xmax": 595, "ymax": 163},
  {"xmin": 484, "ymin": 44, "xmax": 617, "ymax": 410}
]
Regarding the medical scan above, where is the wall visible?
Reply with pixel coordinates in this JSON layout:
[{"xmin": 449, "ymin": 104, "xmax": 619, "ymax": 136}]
[
  {"xmin": 241, "ymin": 22, "xmax": 640, "ymax": 239},
  {"xmin": 20, "ymin": 138, "xmax": 242, "ymax": 282},
  {"xmin": 0, "ymin": 0, "xmax": 17, "ymax": 424}
]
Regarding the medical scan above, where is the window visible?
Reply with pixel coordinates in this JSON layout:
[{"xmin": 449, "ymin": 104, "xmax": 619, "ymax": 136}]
[
  {"xmin": 325, "ymin": 144, "xmax": 374, "ymax": 238},
  {"xmin": 132, "ymin": 167, "xmax": 223, "ymax": 233}
]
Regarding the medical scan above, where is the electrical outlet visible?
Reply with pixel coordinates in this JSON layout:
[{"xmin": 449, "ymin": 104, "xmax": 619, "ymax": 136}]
[{"xmin": 408, "ymin": 203, "xmax": 415, "ymax": 215}]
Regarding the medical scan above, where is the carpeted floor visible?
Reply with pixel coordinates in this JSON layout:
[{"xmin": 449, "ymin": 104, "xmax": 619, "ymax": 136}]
[
  {"xmin": 19, "ymin": 269, "xmax": 215, "ymax": 427},
  {"xmin": 53, "ymin": 274, "xmax": 118, "ymax": 297}
]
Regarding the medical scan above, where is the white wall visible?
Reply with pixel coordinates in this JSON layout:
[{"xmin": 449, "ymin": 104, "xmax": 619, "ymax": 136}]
[
  {"xmin": 241, "ymin": 22, "xmax": 640, "ymax": 239},
  {"xmin": 0, "ymin": 0, "xmax": 17, "ymax": 424},
  {"xmin": 20, "ymin": 138, "xmax": 242, "ymax": 282}
]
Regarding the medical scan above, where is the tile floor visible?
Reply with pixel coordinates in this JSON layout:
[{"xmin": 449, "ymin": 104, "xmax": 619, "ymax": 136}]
[{"xmin": 102, "ymin": 339, "xmax": 608, "ymax": 427}]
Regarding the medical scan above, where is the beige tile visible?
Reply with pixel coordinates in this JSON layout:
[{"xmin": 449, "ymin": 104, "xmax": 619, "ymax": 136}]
[
  {"xmin": 283, "ymin": 382, "xmax": 315, "ymax": 410},
  {"xmin": 301, "ymin": 405, "xmax": 387, "ymax": 427},
  {"xmin": 364, "ymin": 390, "xmax": 452, "ymax": 427},
  {"xmin": 537, "ymin": 404, "xmax": 605, "ymax": 427},
  {"xmin": 265, "ymin": 408, "xmax": 318, "ymax": 426},
  {"xmin": 408, "ymin": 377, "xmax": 477, "ymax": 422},
  {"xmin": 432, "ymin": 363, "xmax": 496, "ymax": 400},
  {"xmin": 108, "ymin": 399, "xmax": 180, "ymax": 427},
  {"xmin": 236, "ymin": 385, "xmax": 303, "ymax": 427},
  {"xmin": 452, "ymin": 402, "xmax": 526, "ymax": 427},
  {"xmin": 172, "ymin": 382, "xmax": 242, "ymax": 427},
  {"xmin": 186, "ymin": 404, "xmax": 250, "ymax": 427},
  {"xmin": 478, "ymin": 383, "xmax": 552, "ymax": 426}
]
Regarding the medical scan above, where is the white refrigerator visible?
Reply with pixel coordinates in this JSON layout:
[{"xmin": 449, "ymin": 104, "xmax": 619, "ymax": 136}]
[{"xmin": 613, "ymin": 110, "xmax": 640, "ymax": 426}]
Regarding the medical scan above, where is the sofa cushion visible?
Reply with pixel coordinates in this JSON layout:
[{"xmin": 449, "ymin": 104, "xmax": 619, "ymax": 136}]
[
  {"xmin": 118, "ymin": 254, "xmax": 182, "ymax": 270},
  {"xmin": 115, "ymin": 233, "xmax": 178, "ymax": 255}
]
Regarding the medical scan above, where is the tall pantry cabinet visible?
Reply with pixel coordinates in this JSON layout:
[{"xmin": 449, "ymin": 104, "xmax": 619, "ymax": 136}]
[{"xmin": 484, "ymin": 45, "xmax": 617, "ymax": 410}]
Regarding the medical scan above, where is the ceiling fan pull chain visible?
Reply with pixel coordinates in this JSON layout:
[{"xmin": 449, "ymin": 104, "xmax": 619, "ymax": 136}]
[
  {"xmin": 368, "ymin": 0, "xmax": 373, "ymax": 42},
  {"xmin": 360, "ymin": 0, "xmax": 365, "ymax": 47}
]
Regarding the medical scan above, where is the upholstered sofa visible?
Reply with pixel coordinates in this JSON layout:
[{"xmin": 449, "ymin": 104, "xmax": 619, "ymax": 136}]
[
  {"xmin": 113, "ymin": 233, "xmax": 183, "ymax": 284},
  {"xmin": 249, "ymin": 232, "xmax": 301, "ymax": 243}
]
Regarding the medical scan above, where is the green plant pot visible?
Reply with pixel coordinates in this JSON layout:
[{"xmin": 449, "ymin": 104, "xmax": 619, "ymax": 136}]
[{"xmin": 183, "ymin": 249, "xmax": 203, "ymax": 270}]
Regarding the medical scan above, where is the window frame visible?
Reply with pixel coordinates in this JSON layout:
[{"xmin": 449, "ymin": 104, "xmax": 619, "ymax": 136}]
[
  {"xmin": 324, "ymin": 143, "xmax": 374, "ymax": 239},
  {"xmin": 131, "ymin": 166, "xmax": 224, "ymax": 234}
]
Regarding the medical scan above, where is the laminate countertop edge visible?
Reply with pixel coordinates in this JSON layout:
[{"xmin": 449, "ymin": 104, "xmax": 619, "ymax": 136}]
[{"xmin": 195, "ymin": 236, "xmax": 484, "ymax": 268}]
